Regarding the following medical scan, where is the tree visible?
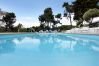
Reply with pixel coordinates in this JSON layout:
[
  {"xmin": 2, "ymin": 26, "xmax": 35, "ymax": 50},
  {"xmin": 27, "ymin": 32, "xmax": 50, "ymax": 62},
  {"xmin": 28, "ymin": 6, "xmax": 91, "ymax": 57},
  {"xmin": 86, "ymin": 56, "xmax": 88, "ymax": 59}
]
[
  {"xmin": 44, "ymin": 7, "xmax": 54, "ymax": 28},
  {"xmin": 54, "ymin": 13, "xmax": 62, "ymax": 27},
  {"xmin": 38, "ymin": 7, "xmax": 54, "ymax": 30},
  {"xmin": 62, "ymin": 2, "xmax": 73, "ymax": 27},
  {"xmin": 83, "ymin": 8, "xmax": 99, "ymax": 27},
  {"xmin": 72, "ymin": 0, "xmax": 99, "ymax": 26},
  {"xmin": 0, "ymin": 9, "xmax": 2, "ymax": 22},
  {"xmin": 83, "ymin": 8, "xmax": 99, "ymax": 22},
  {"xmin": 55, "ymin": 13, "xmax": 62, "ymax": 21},
  {"xmin": 3, "ymin": 12, "xmax": 16, "ymax": 31},
  {"xmin": 38, "ymin": 14, "xmax": 45, "ymax": 25},
  {"xmin": 17, "ymin": 23, "xmax": 23, "ymax": 32},
  {"xmin": 38, "ymin": 14, "xmax": 46, "ymax": 30}
]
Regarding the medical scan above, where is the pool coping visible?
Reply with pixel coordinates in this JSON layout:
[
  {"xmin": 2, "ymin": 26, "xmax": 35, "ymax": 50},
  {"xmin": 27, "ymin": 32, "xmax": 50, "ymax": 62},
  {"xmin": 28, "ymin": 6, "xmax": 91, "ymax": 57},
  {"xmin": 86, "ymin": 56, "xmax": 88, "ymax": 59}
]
[
  {"xmin": 0, "ymin": 32, "xmax": 63, "ymax": 35},
  {"xmin": 0, "ymin": 32, "xmax": 99, "ymax": 36}
]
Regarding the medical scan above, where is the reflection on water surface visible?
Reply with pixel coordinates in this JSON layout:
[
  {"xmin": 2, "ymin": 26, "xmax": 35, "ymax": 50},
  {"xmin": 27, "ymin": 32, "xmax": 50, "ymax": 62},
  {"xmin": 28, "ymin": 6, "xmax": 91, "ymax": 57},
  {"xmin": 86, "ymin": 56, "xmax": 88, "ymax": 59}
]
[{"xmin": 0, "ymin": 34, "xmax": 99, "ymax": 66}]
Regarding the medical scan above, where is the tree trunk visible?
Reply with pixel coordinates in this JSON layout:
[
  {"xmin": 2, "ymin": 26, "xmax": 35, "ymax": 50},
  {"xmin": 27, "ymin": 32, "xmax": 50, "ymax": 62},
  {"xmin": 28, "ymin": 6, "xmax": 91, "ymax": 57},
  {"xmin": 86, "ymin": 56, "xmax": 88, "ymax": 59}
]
[
  {"xmin": 90, "ymin": 18, "xmax": 93, "ymax": 24},
  {"xmin": 50, "ymin": 22, "xmax": 51, "ymax": 29},
  {"xmin": 89, "ymin": 18, "xmax": 93, "ymax": 27},
  {"xmin": 69, "ymin": 13, "xmax": 72, "ymax": 28},
  {"xmin": 18, "ymin": 29, "xmax": 20, "ymax": 32},
  {"xmin": 5, "ymin": 22, "xmax": 8, "ymax": 32}
]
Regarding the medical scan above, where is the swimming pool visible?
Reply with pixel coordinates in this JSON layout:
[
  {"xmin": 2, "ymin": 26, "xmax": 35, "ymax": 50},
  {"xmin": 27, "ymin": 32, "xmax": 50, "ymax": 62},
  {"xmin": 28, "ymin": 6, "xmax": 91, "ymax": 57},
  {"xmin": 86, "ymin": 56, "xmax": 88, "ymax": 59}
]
[{"xmin": 0, "ymin": 33, "xmax": 99, "ymax": 66}]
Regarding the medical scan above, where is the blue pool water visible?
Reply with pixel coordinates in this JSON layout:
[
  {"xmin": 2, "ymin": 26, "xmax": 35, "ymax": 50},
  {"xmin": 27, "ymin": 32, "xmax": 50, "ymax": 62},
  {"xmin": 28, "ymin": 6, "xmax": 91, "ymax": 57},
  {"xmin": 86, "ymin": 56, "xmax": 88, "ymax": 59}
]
[{"xmin": 0, "ymin": 33, "xmax": 99, "ymax": 66}]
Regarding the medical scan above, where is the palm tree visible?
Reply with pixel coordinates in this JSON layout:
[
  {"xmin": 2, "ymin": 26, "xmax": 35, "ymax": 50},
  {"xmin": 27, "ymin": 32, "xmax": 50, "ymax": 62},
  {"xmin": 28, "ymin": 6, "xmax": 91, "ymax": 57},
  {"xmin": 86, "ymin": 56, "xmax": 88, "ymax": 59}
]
[{"xmin": 62, "ymin": 2, "xmax": 73, "ymax": 27}]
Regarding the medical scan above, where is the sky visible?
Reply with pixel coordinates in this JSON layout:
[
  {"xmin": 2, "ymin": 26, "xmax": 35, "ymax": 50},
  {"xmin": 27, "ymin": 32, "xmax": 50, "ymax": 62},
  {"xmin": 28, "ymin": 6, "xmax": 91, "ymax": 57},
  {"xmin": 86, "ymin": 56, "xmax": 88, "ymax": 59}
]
[{"xmin": 0, "ymin": 0, "xmax": 75, "ymax": 27}]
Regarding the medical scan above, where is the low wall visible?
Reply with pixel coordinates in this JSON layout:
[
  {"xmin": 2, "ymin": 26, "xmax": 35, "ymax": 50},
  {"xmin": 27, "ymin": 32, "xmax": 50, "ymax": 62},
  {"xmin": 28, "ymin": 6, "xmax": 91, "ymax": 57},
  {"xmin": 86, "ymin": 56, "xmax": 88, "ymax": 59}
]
[{"xmin": 65, "ymin": 28, "xmax": 99, "ymax": 35}]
